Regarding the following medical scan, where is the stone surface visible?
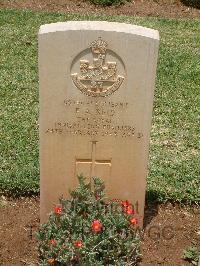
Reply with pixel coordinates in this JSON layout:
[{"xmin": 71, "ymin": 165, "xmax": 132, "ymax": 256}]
[{"xmin": 39, "ymin": 21, "xmax": 159, "ymax": 226}]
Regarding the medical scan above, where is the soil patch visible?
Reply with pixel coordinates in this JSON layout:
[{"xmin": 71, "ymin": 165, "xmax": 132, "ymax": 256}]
[
  {"xmin": 0, "ymin": 197, "xmax": 199, "ymax": 265},
  {"xmin": 0, "ymin": 0, "xmax": 199, "ymax": 19}
]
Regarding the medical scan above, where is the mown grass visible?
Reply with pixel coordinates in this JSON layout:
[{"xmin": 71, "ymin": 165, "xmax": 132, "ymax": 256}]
[{"xmin": 0, "ymin": 9, "xmax": 199, "ymax": 203}]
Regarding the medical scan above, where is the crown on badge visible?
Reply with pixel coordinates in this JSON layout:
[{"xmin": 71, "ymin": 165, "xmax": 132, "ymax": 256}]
[{"xmin": 90, "ymin": 37, "xmax": 108, "ymax": 54}]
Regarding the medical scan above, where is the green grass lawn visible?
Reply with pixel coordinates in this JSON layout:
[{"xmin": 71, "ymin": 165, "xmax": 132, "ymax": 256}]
[{"xmin": 0, "ymin": 9, "xmax": 199, "ymax": 203}]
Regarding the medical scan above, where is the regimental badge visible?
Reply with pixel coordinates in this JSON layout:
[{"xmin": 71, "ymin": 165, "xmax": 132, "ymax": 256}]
[{"xmin": 71, "ymin": 37, "xmax": 124, "ymax": 97}]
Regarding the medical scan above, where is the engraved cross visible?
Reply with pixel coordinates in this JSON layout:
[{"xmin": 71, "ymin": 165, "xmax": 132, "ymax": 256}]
[{"xmin": 76, "ymin": 141, "xmax": 111, "ymax": 181}]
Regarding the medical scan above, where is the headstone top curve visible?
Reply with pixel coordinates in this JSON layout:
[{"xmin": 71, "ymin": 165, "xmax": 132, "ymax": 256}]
[{"xmin": 39, "ymin": 21, "xmax": 159, "ymax": 40}]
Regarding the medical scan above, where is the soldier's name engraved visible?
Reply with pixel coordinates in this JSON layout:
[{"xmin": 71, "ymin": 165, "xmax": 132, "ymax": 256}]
[{"xmin": 64, "ymin": 98, "xmax": 129, "ymax": 117}]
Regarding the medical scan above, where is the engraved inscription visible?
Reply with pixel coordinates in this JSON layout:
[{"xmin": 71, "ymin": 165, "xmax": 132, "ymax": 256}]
[
  {"xmin": 46, "ymin": 122, "xmax": 136, "ymax": 138},
  {"xmin": 64, "ymin": 99, "xmax": 128, "ymax": 108},
  {"xmin": 71, "ymin": 37, "xmax": 124, "ymax": 97},
  {"xmin": 45, "ymin": 99, "xmax": 144, "ymax": 138}
]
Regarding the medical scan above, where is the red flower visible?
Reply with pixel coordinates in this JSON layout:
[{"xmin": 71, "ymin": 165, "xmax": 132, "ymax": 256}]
[
  {"xmin": 54, "ymin": 206, "xmax": 62, "ymax": 215},
  {"xmin": 130, "ymin": 218, "xmax": 138, "ymax": 225},
  {"xmin": 91, "ymin": 220, "xmax": 103, "ymax": 233},
  {"xmin": 49, "ymin": 239, "xmax": 57, "ymax": 246},
  {"xmin": 74, "ymin": 240, "xmax": 83, "ymax": 248},
  {"xmin": 124, "ymin": 205, "xmax": 135, "ymax": 215},
  {"xmin": 121, "ymin": 200, "xmax": 131, "ymax": 207}
]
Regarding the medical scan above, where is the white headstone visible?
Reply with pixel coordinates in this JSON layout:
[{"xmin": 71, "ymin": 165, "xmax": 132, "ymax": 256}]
[{"xmin": 39, "ymin": 21, "xmax": 159, "ymax": 226}]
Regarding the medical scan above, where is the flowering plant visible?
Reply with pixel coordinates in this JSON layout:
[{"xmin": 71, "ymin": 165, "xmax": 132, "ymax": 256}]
[{"xmin": 37, "ymin": 176, "xmax": 140, "ymax": 265}]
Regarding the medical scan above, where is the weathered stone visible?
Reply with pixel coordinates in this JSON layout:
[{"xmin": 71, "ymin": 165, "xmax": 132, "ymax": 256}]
[{"xmin": 39, "ymin": 21, "xmax": 159, "ymax": 226}]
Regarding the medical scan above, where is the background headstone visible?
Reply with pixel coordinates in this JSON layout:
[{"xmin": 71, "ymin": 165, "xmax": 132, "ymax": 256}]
[{"xmin": 39, "ymin": 21, "xmax": 159, "ymax": 226}]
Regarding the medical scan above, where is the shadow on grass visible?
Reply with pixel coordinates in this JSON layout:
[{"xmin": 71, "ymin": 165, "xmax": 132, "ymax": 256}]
[
  {"xmin": 181, "ymin": 0, "xmax": 200, "ymax": 9},
  {"xmin": 143, "ymin": 203, "xmax": 159, "ymax": 229},
  {"xmin": 143, "ymin": 189, "xmax": 167, "ymax": 229}
]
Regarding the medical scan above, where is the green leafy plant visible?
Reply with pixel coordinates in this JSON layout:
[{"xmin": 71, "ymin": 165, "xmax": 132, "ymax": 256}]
[
  {"xmin": 183, "ymin": 246, "xmax": 200, "ymax": 265},
  {"xmin": 37, "ymin": 176, "xmax": 140, "ymax": 265},
  {"xmin": 88, "ymin": 0, "xmax": 130, "ymax": 6}
]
